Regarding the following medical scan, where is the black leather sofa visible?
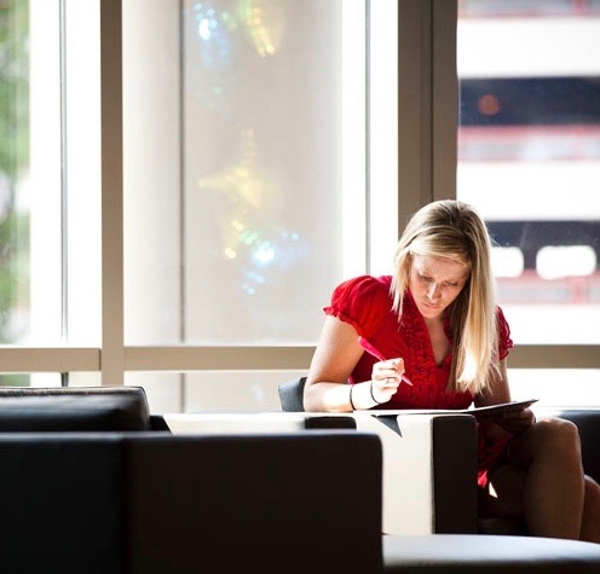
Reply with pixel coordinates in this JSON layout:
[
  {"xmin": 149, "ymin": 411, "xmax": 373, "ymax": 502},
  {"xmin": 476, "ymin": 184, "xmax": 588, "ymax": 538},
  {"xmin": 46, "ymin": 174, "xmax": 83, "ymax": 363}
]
[
  {"xmin": 0, "ymin": 386, "xmax": 382, "ymax": 573},
  {"xmin": 3, "ymin": 385, "xmax": 600, "ymax": 573}
]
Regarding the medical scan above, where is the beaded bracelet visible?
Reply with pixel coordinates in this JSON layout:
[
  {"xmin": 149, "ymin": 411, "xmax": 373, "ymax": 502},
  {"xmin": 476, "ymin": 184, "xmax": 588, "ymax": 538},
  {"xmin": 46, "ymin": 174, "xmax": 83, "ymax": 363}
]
[
  {"xmin": 349, "ymin": 384, "xmax": 356, "ymax": 410},
  {"xmin": 370, "ymin": 381, "xmax": 384, "ymax": 405}
]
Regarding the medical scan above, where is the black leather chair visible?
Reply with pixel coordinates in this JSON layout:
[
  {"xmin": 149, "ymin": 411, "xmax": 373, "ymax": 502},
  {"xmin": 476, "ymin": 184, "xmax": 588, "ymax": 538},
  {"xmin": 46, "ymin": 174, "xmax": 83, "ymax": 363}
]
[
  {"xmin": 278, "ymin": 376, "xmax": 307, "ymax": 412},
  {"xmin": 276, "ymin": 379, "xmax": 600, "ymax": 572}
]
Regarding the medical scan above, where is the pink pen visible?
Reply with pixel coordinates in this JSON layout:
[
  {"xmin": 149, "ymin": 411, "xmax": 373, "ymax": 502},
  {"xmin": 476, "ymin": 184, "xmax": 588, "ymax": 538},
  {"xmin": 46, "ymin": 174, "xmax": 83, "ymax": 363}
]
[{"xmin": 358, "ymin": 336, "xmax": 413, "ymax": 386}]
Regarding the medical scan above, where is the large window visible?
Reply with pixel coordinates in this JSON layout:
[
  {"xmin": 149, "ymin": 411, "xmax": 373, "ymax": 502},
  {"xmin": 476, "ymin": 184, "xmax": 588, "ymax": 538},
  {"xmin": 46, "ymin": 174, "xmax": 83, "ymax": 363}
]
[
  {"xmin": 127, "ymin": 0, "xmax": 366, "ymax": 347},
  {"xmin": 122, "ymin": 0, "xmax": 398, "ymax": 411},
  {"xmin": 457, "ymin": 0, "xmax": 600, "ymax": 404},
  {"xmin": 0, "ymin": 0, "xmax": 597, "ymax": 413},
  {"xmin": 0, "ymin": 0, "xmax": 401, "ymax": 412}
]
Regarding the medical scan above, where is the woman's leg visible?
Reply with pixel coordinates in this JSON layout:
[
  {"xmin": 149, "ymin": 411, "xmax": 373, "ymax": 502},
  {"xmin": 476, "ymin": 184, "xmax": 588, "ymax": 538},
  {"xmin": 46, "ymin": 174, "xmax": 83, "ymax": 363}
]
[
  {"xmin": 508, "ymin": 417, "xmax": 590, "ymax": 540},
  {"xmin": 478, "ymin": 463, "xmax": 527, "ymax": 534},
  {"xmin": 479, "ymin": 463, "xmax": 526, "ymax": 522}
]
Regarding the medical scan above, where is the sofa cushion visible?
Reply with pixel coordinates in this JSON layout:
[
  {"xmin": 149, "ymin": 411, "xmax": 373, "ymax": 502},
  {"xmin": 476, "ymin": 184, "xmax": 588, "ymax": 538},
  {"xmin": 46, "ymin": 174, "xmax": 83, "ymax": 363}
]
[
  {"xmin": 383, "ymin": 534, "xmax": 600, "ymax": 572},
  {"xmin": 0, "ymin": 386, "xmax": 152, "ymax": 432}
]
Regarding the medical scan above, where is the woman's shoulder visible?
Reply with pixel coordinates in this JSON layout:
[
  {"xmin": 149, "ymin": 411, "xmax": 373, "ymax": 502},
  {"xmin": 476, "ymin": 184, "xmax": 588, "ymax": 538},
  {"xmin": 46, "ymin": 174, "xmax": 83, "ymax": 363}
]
[
  {"xmin": 330, "ymin": 274, "xmax": 392, "ymax": 303},
  {"xmin": 324, "ymin": 275, "xmax": 394, "ymax": 334}
]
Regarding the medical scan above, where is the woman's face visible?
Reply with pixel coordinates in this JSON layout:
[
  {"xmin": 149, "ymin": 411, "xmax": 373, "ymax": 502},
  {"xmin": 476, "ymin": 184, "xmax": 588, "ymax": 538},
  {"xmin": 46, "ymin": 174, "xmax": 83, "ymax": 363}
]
[{"xmin": 408, "ymin": 254, "xmax": 470, "ymax": 320}]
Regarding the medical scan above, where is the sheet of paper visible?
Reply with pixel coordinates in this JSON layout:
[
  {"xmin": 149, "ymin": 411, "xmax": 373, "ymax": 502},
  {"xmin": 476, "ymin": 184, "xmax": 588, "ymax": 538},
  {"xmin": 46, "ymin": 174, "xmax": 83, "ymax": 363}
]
[{"xmin": 370, "ymin": 399, "xmax": 539, "ymax": 420}]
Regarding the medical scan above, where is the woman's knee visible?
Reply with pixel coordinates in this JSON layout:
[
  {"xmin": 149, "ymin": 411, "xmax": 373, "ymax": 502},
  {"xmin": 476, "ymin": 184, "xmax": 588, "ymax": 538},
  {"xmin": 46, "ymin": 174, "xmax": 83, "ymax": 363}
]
[
  {"xmin": 511, "ymin": 417, "xmax": 582, "ymax": 465},
  {"xmin": 533, "ymin": 417, "xmax": 581, "ymax": 451}
]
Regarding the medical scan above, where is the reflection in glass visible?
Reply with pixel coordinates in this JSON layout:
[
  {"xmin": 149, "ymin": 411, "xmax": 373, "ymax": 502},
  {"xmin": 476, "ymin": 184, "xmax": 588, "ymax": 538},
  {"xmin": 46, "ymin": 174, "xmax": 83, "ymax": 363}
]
[
  {"xmin": 182, "ymin": 0, "xmax": 349, "ymax": 343},
  {"xmin": 124, "ymin": 0, "xmax": 369, "ymax": 350},
  {"xmin": 197, "ymin": 128, "xmax": 307, "ymax": 298}
]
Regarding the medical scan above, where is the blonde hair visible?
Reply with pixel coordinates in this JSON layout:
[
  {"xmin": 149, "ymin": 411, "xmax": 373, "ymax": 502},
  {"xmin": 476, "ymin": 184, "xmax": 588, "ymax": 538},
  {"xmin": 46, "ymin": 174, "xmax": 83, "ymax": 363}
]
[{"xmin": 391, "ymin": 200, "xmax": 498, "ymax": 394}]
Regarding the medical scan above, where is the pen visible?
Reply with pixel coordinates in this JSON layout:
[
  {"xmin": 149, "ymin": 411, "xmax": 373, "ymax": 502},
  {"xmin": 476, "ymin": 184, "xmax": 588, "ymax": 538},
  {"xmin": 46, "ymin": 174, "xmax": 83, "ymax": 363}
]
[{"xmin": 358, "ymin": 336, "xmax": 413, "ymax": 386}]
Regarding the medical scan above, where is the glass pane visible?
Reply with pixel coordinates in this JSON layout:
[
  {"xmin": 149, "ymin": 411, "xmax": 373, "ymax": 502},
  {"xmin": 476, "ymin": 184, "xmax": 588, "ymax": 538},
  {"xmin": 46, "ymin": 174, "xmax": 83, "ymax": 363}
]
[
  {"xmin": 124, "ymin": 0, "xmax": 367, "ymax": 345},
  {"xmin": 509, "ymin": 368, "xmax": 600, "ymax": 407},
  {"xmin": 62, "ymin": 2, "xmax": 102, "ymax": 346},
  {"xmin": 182, "ymin": 0, "xmax": 361, "ymax": 345},
  {"xmin": 4, "ymin": 1, "xmax": 101, "ymax": 355},
  {"xmin": 457, "ymin": 0, "xmax": 600, "ymax": 345},
  {"xmin": 125, "ymin": 370, "xmax": 298, "ymax": 413}
]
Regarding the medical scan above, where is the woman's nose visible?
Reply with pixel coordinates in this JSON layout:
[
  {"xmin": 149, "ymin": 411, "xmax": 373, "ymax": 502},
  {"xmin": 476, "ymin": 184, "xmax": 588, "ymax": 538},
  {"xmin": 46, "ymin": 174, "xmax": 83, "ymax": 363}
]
[{"xmin": 427, "ymin": 283, "xmax": 440, "ymax": 300}]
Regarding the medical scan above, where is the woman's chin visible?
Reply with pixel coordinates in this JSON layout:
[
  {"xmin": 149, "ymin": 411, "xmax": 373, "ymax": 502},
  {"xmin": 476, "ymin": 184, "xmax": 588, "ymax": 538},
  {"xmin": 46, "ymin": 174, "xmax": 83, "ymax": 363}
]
[{"xmin": 416, "ymin": 302, "xmax": 444, "ymax": 319}]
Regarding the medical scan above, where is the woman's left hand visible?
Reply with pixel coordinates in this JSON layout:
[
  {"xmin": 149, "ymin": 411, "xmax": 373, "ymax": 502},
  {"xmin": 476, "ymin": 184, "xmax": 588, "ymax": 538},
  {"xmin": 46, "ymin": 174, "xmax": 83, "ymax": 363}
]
[{"xmin": 493, "ymin": 407, "xmax": 536, "ymax": 434}]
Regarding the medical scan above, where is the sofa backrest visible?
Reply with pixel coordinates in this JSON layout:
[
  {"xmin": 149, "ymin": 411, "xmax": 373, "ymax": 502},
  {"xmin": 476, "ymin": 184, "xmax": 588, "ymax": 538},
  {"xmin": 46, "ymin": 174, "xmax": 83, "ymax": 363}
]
[
  {"xmin": 0, "ymin": 386, "xmax": 154, "ymax": 432},
  {"xmin": 126, "ymin": 431, "xmax": 383, "ymax": 573},
  {"xmin": 0, "ymin": 430, "xmax": 383, "ymax": 574},
  {"xmin": 278, "ymin": 376, "xmax": 306, "ymax": 411}
]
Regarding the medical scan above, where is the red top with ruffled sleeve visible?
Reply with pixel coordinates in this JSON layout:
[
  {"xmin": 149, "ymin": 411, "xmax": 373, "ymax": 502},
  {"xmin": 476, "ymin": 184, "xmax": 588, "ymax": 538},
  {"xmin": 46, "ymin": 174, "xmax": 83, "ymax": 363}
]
[{"xmin": 324, "ymin": 274, "xmax": 514, "ymax": 486}]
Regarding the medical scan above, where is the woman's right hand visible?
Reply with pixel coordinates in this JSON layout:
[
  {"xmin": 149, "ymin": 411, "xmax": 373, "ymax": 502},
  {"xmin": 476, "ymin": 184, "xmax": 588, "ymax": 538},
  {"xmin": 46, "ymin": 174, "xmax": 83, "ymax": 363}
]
[{"xmin": 369, "ymin": 358, "xmax": 405, "ymax": 403}]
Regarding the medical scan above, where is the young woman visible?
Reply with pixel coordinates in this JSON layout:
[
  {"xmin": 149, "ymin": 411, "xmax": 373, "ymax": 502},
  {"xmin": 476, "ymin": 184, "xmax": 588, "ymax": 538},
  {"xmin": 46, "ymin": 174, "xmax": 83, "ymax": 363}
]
[{"xmin": 304, "ymin": 199, "xmax": 600, "ymax": 542}]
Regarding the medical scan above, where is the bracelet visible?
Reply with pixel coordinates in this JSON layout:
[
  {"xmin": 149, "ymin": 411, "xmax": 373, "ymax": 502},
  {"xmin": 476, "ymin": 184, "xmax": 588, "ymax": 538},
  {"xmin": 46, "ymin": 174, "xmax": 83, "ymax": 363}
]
[
  {"xmin": 349, "ymin": 384, "xmax": 356, "ymax": 410},
  {"xmin": 370, "ymin": 381, "xmax": 383, "ymax": 405}
]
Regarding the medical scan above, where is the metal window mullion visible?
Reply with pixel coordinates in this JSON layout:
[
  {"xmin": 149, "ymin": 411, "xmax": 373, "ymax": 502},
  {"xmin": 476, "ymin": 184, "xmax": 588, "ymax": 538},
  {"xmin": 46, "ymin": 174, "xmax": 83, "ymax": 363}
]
[
  {"xmin": 398, "ymin": 0, "xmax": 434, "ymax": 225},
  {"xmin": 100, "ymin": 0, "xmax": 124, "ymax": 385},
  {"xmin": 431, "ymin": 0, "xmax": 457, "ymax": 201}
]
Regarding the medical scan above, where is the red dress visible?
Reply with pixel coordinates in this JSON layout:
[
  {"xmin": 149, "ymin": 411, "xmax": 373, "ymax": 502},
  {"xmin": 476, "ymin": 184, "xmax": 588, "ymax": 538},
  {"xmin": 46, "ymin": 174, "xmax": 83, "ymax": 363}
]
[{"xmin": 324, "ymin": 274, "xmax": 514, "ymax": 486}]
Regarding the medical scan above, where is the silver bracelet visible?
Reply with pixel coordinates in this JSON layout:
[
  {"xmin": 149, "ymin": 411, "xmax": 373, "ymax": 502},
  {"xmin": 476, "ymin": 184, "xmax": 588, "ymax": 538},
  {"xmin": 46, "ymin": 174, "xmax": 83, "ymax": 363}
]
[
  {"xmin": 370, "ymin": 381, "xmax": 383, "ymax": 405},
  {"xmin": 349, "ymin": 384, "xmax": 356, "ymax": 410}
]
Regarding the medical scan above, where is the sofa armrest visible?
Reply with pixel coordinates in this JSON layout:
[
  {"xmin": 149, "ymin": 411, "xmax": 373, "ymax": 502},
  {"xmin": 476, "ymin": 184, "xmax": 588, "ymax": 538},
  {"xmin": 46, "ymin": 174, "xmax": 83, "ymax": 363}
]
[
  {"xmin": 163, "ymin": 412, "xmax": 356, "ymax": 434},
  {"xmin": 351, "ymin": 412, "xmax": 478, "ymax": 535},
  {"xmin": 163, "ymin": 410, "xmax": 478, "ymax": 536}
]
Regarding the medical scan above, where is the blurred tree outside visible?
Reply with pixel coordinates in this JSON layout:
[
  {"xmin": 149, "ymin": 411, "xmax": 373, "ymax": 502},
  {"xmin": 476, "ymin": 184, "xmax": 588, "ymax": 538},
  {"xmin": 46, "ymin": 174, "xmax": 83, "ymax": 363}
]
[{"xmin": 0, "ymin": 0, "xmax": 29, "ymax": 347}]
